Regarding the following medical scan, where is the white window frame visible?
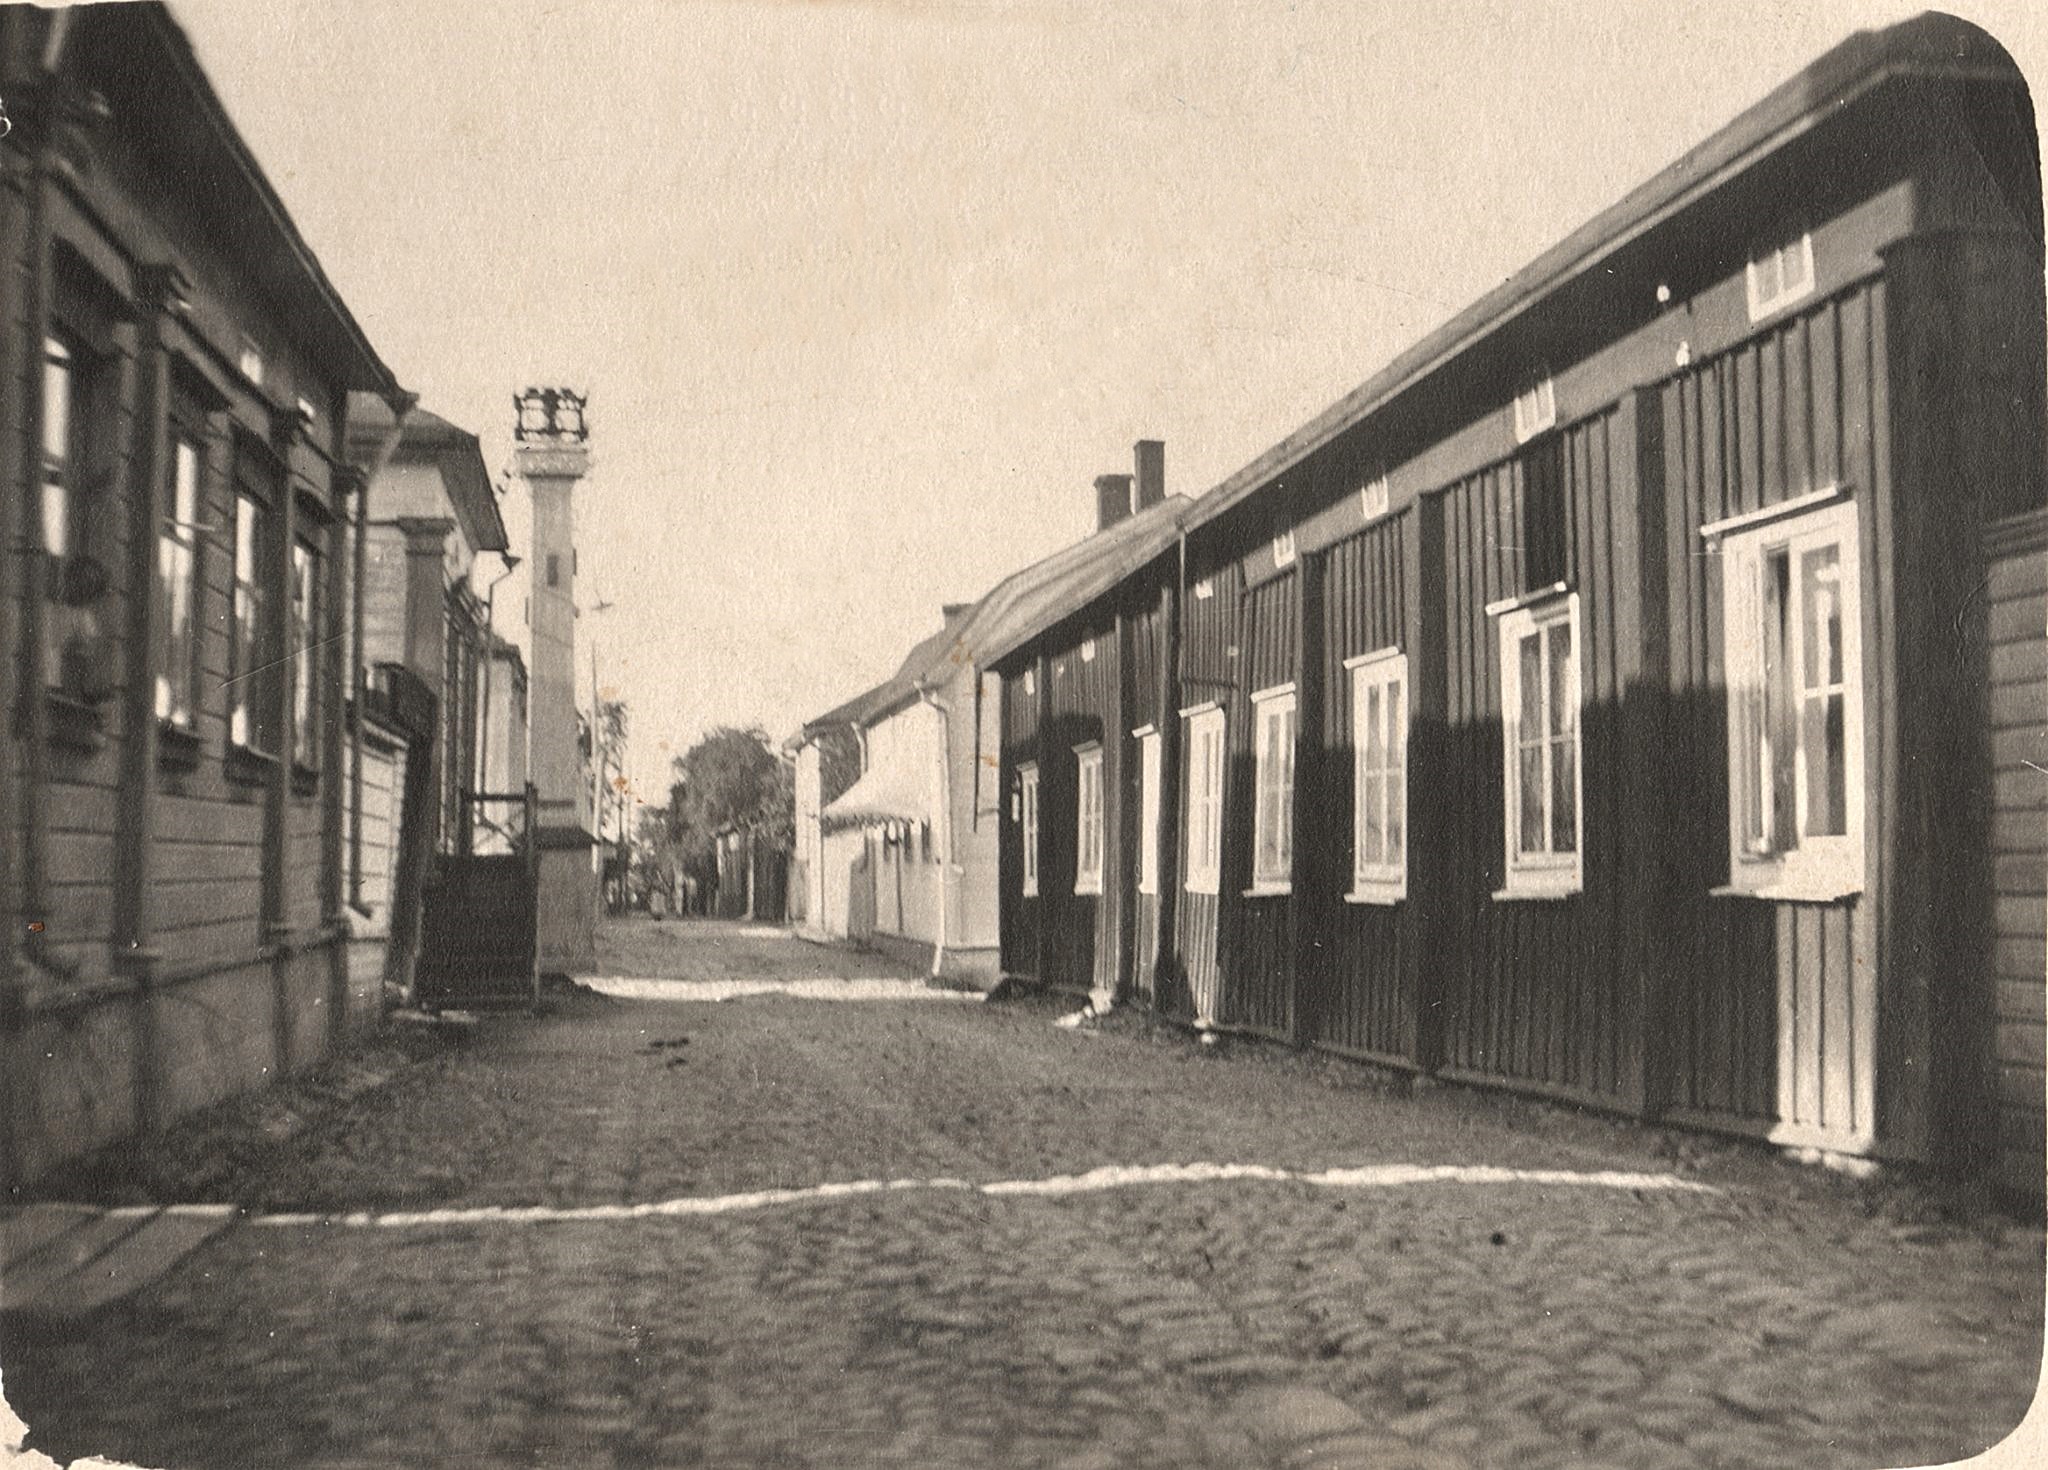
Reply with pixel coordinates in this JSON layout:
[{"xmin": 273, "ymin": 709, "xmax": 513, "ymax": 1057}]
[
  {"xmin": 1746, "ymin": 231, "xmax": 1815, "ymax": 323},
  {"xmin": 1135, "ymin": 727, "xmax": 1162, "ymax": 896},
  {"xmin": 1183, "ymin": 706, "xmax": 1225, "ymax": 895},
  {"xmin": 1019, "ymin": 762, "xmax": 1040, "ymax": 898},
  {"xmin": 1272, "ymin": 530, "xmax": 1297, "ymax": 569},
  {"xmin": 1193, "ymin": 577, "xmax": 1214, "ymax": 601},
  {"xmin": 1248, "ymin": 684, "xmax": 1297, "ymax": 895},
  {"xmin": 1494, "ymin": 590, "xmax": 1583, "ymax": 898},
  {"xmin": 1360, "ymin": 474, "xmax": 1390, "ymax": 522},
  {"xmin": 1022, "ymin": 668, "xmax": 1035, "ymax": 697},
  {"xmin": 1513, "ymin": 376, "xmax": 1557, "ymax": 443},
  {"xmin": 1347, "ymin": 649, "xmax": 1408, "ymax": 903},
  {"xmin": 1713, "ymin": 496, "xmax": 1863, "ymax": 901},
  {"xmin": 1074, "ymin": 742, "xmax": 1105, "ymax": 895},
  {"xmin": 1080, "ymin": 636, "xmax": 1096, "ymax": 663}
]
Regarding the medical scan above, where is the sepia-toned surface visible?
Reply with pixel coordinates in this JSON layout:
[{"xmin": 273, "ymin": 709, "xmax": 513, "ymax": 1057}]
[{"xmin": 5, "ymin": 920, "xmax": 2040, "ymax": 1469}]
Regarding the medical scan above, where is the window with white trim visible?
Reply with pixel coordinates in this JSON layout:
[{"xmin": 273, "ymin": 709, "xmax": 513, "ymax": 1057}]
[
  {"xmin": 1019, "ymin": 762, "xmax": 1040, "ymax": 897},
  {"xmin": 1718, "ymin": 498, "xmax": 1862, "ymax": 898},
  {"xmin": 1348, "ymin": 651, "xmax": 1407, "ymax": 900},
  {"xmin": 1497, "ymin": 592, "xmax": 1581, "ymax": 895},
  {"xmin": 1193, "ymin": 577, "xmax": 1214, "ymax": 601},
  {"xmin": 156, "ymin": 427, "xmax": 206, "ymax": 728},
  {"xmin": 1080, "ymin": 637, "xmax": 1096, "ymax": 663},
  {"xmin": 1137, "ymin": 729, "xmax": 1162, "ymax": 896},
  {"xmin": 1184, "ymin": 708, "xmax": 1225, "ymax": 894},
  {"xmin": 1513, "ymin": 377, "xmax": 1556, "ymax": 443},
  {"xmin": 1746, "ymin": 232, "xmax": 1815, "ymax": 322},
  {"xmin": 1250, "ymin": 686, "xmax": 1296, "ymax": 891},
  {"xmin": 292, "ymin": 538, "xmax": 323, "ymax": 771},
  {"xmin": 1272, "ymin": 530, "xmax": 1297, "ymax": 568},
  {"xmin": 1361, "ymin": 474, "xmax": 1390, "ymax": 521},
  {"xmin": 1074, "ymin": 743, "xmax": 1104, "ymax": 894},
  {"xmin": 230, "ymin": 485, "xmax": 279, "ymax": 753}
]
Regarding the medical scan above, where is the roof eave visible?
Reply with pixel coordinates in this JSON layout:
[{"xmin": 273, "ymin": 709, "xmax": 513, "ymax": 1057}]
[{"xmin": 1178, "ymin": 13, "xmax": 2026, "ymax": 540}]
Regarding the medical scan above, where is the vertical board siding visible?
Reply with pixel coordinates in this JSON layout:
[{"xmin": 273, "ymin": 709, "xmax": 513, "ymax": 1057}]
[
  {"xmin": 1313, "ymin": 517, "xmax": 1415, "ymax": 1061},
  {"xmin": 1438, "ymin": 409, "xmax": 1637, "ymax": 1104},
  {"xmin": 1985, "ymin": 517, "xmax": 2047, "ymax": 1192},
  {"xmin": 1039, "ymin": 631, "xmax": 1114, "ymax": 993},
  {"xmin": 1660, "ymin": 280, "xmax": 1885, "ymax": 1141},
  {"xmin": 999, "ymin": 667, "xmax": 1039, "ymax": 979},
  {"xmin": 1169, "ymin": 560, "xmax": 1243, "ymax": 1021},
  {"xmin": 1123, "ymin": 597, "xmax": 1166, "ymax": 998},
  {"xmin": 1227, "ymin": 573, "xmax": 1297, "ymax": 1036}
]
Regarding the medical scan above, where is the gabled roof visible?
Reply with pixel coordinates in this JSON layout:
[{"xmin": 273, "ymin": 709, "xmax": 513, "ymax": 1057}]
[
  {"xmin": 1178, "ymin": 10, "xmax": 2031, "ymax": 542},
  {"xmin": 789, "ymin": 496, "xmax": 1190, "ymax": 744},
  {"xmin": 61, "ymin": 4, "xmax": 401, "ymax": 397},
  {"xmin": 347, "ymin": 395, "xmax": 509, "ymax": 554},
  {"xmin": 969, "ymin": 496, "xmax": 1188, "ymax": 670}
]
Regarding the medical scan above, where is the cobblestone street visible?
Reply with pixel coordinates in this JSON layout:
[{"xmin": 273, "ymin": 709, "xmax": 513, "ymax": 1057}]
[{"xmin": 4, "ymin": 918, "xmax": 2043, "ymax": 1470}]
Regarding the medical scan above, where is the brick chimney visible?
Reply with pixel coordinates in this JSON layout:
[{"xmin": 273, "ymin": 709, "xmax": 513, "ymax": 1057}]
[
  {"xmin": 1094, "ymin": 473, "xmax": 1134, "ymax": 532},
  {"xmin": 1134, "ymin": 439, "xmax": 1165, "ymax": 511}
]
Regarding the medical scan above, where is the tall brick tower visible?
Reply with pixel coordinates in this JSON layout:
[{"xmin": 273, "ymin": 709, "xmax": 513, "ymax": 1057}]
[{"xmin": 514, "ymin": 387, "xmax": 596, "ymax": 974}]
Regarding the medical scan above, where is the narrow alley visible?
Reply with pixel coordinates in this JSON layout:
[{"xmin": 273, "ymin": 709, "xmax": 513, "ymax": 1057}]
[{"xmin": 3, "ymin": 920, "xmax": 2040, "ymax": 1470}]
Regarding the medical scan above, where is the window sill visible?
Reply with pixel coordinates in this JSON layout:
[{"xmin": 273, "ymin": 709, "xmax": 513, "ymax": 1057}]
[
  {"xmin": 1185, "ymin": 881, "xmax": 1220, "ymax": 898},
  {"xmin": 1242, "ymin": 882, "xmax": 1292, "ymax": 898},
  {"xmin": 1492, "ymin": 875, "xmax": 1581, "ymax": 903},
  {"xmin": 1074, "ymin": 882, "xmax": 1104, "ymax": 897},
  {"xmin": 226, "ymin": 743, "xmax": 279, "ymax": 788},
  {"xmin": 1710, "ymin": 880, "xmax": 1862, "ymax": 905},
  {"xmin": 44, "ymin": 692, "xmax": 107, "ymax": 753},
  {"xmin": 158, "ymin": 721, "xmax": 203, "ymax": 772},
  {"xmin": 1345, "ymin": 885, "xmax": 1405, "ymax": 907}
]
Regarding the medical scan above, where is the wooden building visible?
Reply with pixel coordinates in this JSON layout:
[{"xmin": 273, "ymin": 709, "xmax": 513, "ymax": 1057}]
[
  {"xmin": 993, "ymin": 14, "xmax": 2044, "ymax": 1193},
  {"xmin": 795, "ymin": 447, "xmax": 1184, "ymax": 987},
  {"xmin": 0, "ymin": 6, "xmax": 410, "ymax": 1182}
]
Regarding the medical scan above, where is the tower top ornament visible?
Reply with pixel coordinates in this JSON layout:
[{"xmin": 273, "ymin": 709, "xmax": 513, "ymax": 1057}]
[{"xmin": 514, "ymin": 387, "xmax": 588, "ymax": 443}]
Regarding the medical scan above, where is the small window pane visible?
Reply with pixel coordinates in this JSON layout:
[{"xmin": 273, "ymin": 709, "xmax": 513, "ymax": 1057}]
[
  {"xmin": 1519, "ymin": 745, "xmax": 1546, "ymax": 855},
  {"xmin": 1519, "ymin": 632, "xmax": 1543, "ymax": 740},
  {"xmin": 1548, "ymin": 621, "xmax": 1574, "ymax": 735},
  {"xmin": 1386, "ymin": 769, "xmax": 1404, "ymax": 864},
  {"xmin": 1802, "ymin": 546, "xmax": 1842, "ymax": 689},
  {"xmin": 1551, "ymin": 736, "xmax": 1578, "ymax": 853}
]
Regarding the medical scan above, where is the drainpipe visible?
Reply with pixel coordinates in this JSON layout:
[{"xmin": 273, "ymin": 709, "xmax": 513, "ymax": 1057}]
[
  {"xmin": 917, "ymin": 683, "xmax": 954, "ymax": 978},
  {"xmin": 346, "ymin": 390, "xmax": 418, "ymax": 911}
]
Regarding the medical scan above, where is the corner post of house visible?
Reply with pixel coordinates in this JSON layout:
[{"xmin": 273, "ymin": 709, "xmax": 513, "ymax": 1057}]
[
  {"xmin": 1625, "ymin": 384, "xmax": 1672, "ymax": 1118},
  {"xmin": 264, "ymin": 413, "xmax": 302, "ymax": 1080},
  {"xmin": 1153, "ymin": 560, "xmax": 1182, "ymax": 1008},
  {"xmin": 1288, "ymin": 548, "xmax": 1324, "ymax": 1047},
  {"xmin": 1105, "ymin": 603, "xmax": 1131, "ymax": 1004},
  {"xmin": 112, "ymin": 263, "xmax": 185, "ymax": 980},
  {"xmin": 1879, "ymin": 224, "xmax": 2045, "ymax": 1188},
  {"xmin": 1411, "ymin": 492, "xmax": 1449, "ymax": 1073},
  {"xmin": 395, "ymin": 515, "xmax": 455, "ymax": 850}
]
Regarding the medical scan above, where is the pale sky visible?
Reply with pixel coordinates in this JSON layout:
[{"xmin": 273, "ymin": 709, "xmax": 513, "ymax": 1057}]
[{"xmin": 162, "ymin": 0, "xmax": 2045, "ymax": 803}]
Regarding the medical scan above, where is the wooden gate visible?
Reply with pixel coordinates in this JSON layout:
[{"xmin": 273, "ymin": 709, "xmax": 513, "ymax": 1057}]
[{"xmin": 417, "ymin": 786, "xmax": 541, "ymax": 1010}]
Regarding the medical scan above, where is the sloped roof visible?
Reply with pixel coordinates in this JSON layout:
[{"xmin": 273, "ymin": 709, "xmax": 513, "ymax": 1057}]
[
  {"xmin": 64, "ymin": 5, "xmax": 401, "ymax": 397},
  {"xmin": 788, "ymin": 496, "xmax": 1189, "ymax": 744},
  {"xmin": 347, "ymin": 395, "xmax": 509, "ymax": 554},
  {"xmin": 967, "ymin": 496, "xmax": 1188, "ymax": 670},
  {"xmin": 1178, "ymin": 11, "xmax": 2030, "ymax": 543}
]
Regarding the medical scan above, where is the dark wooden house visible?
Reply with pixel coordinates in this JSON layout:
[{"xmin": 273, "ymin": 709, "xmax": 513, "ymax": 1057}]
[
  {"xmin": 0, "ymin": 4, "xmax": 407, "ymax": 1183},
  {"xmin": 994, "ymin": 13, "xmax": 2044, "ymax": 1194}
]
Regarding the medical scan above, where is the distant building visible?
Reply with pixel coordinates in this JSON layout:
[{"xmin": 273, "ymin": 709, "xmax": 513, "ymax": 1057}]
[
  {"xmin": 0, "ymin": 5, "xmax": 406, "ymax": 1182},
  {"xmin": 343, "ymin": 398, "xmax": 512, "ymax": 995},
  {"xmin": 792, "ymin": 446, "xmax": 1184, "ymax": 986}
]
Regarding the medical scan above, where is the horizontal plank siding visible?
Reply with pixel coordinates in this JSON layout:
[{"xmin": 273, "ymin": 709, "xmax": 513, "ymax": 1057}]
[{"xmin": 1985, "ymin": 513, "xmax": 2047, "ymax": 1193}]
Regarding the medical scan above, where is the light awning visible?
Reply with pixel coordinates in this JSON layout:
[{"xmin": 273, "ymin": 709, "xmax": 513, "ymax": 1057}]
[{"xmin": 821, "ymin": 761, "xmax": 930, "ymax": 832}]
